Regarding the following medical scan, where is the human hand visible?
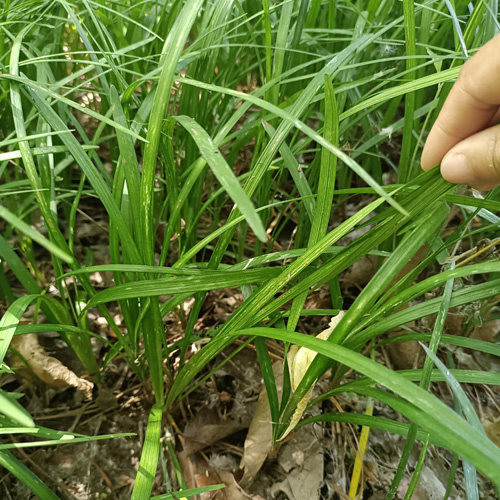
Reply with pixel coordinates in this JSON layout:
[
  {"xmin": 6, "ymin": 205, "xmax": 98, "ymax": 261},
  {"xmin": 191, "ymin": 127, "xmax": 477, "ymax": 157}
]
[{"xmin": 421, "ymin": 34, "xmax": 500, "ymax": 191}]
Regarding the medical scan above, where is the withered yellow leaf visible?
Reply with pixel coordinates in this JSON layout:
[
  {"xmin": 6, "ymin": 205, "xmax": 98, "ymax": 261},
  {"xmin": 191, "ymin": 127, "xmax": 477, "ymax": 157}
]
[{"xmin": 281, "ymin": 311, "xmax": 345, "ymax": 440}]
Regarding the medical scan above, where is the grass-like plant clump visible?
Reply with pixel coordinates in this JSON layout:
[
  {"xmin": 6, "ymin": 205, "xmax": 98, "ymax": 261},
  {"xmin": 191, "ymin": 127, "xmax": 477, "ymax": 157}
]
[{"xmin": 0, "ymin": 0, "xmax": 499, "ymax": 498}]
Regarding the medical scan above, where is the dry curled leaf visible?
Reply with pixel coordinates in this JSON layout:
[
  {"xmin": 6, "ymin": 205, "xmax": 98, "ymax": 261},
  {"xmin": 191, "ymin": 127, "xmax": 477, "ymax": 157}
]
[{"xmin": 10, "ymin": 334, "xmax": 93, "ymax": 400}]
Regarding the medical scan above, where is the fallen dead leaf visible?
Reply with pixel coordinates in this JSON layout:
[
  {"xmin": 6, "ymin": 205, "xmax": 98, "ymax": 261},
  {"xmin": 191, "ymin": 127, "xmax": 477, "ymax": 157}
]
[
  {"xmin": 213, "ymin": 470, "xmax": 253, "ymax": 500},
  {"xmin": 179, "ymin": 451, "xmax": 258, "ymax": 500},
  {"xmin": 241, "ymin": 313, "xmax": 345, "ymax": 487},
  {"xmin": 385, "ymin": 333, "xmax": 421, "ymax": 370},
  {"xmin": 240, "ymin": 361, "xmax": 283, "ymax": 488},
  {"xmin": 341, "ymin": 255, "xmax": 377, "ymax": 287},
  {"xmin": 483, "ymin": 419, "xmax": 500, "ymax": 447},
  {"xmin": 471, "ymin": 319, "xmax": 500, "ymax": 343},
  {"xmin": 443, "ymin": 308, "xmax": 465, "ymax": 335},
  {"xmin": 397, "ymin": 465, "xmax": 445, "ymax": 500},
  {"xmin": 270, "ymin": 424, "xmax": 324, "ymax": 500},
  {"xmin": 385, "ymin": 302, "xmax": 419, "ymax": 370},
  {"xmin": 9, "ymin": 334, "xmax": 93, "ymax": 399},
  {"xmin": 183, "ymin": 409, "xmax": 249, "ymax": 456}
]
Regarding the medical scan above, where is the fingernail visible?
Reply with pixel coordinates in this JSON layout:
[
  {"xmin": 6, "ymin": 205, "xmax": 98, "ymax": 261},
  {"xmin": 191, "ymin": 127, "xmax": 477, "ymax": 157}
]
[{"xmin": 441, "ymin": 153, "xmax": 471, "ymax": 184}]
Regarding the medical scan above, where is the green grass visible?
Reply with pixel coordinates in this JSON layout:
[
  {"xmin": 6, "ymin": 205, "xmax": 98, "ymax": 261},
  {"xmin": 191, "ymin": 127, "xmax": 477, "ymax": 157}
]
[{"xmin": 0, "ymin": 0, "xmax": 499, "ymax": 498}]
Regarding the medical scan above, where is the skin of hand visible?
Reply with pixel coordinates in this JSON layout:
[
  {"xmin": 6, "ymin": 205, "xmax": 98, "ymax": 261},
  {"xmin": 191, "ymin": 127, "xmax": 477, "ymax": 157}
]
[{"xmin": 421, "ymin": 34, "xmax": 500, "ymax": 191}]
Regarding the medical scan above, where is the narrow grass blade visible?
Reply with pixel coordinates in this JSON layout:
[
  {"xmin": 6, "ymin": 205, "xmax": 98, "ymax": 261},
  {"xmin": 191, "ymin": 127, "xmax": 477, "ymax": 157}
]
[
  {"xmin": 0, "ymin": 450, "xmax": 59, "ymax": 499},
  {"xmin": 444, "ymin": 0, "xmax": 468, "ymax": 56},
  {"xmin": 0, "ymin": 206, "xmax": 72, "ymax": 263},
  {"xmin": 404, "ymin": 436, "xmax": 430, "ymax": 500},
  {"xmin": 261, "ymin": 0, "xmax": 272, "ymax": 101},
  {"xmin": 310, "ymin": 75, "xmax": 338, "ymax": 244},
  {"xmin": 387, "ymin": 267, "xmax": 455, "ymax": 498},
  {"xmin": 269, "ymin": 0, "xmax": 293, "ymax": 105},
  {"xmin": 262, "ymin": 121, "xmax": 314, "ymax": 222},
  {"xmin": 420, "ymin": 267, "xmax": 455, "ymax": 392},
  {"xmin": 339, "ymin": 66, "xmax": 461, "ymax": 121},
  {"xmin": 0, "ymin": 390, "xmax": 34, "ymax": 428},
  {"xmin": 0, "ymin": 432, "xmax": 135, "ymax": 451},
  {"xmin": 0, "ymin": 432, "xmax": 135, "ymax": 450},
  {"xmin": 27, "ymin": 87, "xmax": 141, "ymax": 264},
  {"xmin": 151, "ymin": 484, "xmax": 225, "ymax": 499},
  {"xmin": 300, "ymin": 413, "xmax": 431, "ymax": 442},
  {"xmin": 131, "ymin": 406, "xmax": 163, "ymax": 500},
  {"xmin": 140, "ymin": 0, "xmax": 203, "ymax": 264},
  {"xmin": 176, "ymin": 115, "xmax": 267, "ymax": 242},
  {"xmin": 398, "ymin": 0, "xmax": 417, "ymax": 182},
  {"xmin": 421, "ymin": 344, "xmax": 483, "ymax": 499},
  {"xmin": 165, "ymin": 438, "xmax": 186, "ymax": 491},
  {"xmin": 86, "ymin": 268, "xmax": 282, "ymax": 307},
  {"xmin": 379, "ymin": 333, "xmax": 500, "ymax": 357},
  {"xmin": 110, "ymin": 85, "xmax": 141, "ymax": 240},
  {"xmin": 348, "ymin": 398, "xmax": 373, "ymax": 499},
  {"xmin": 0, "ymin": 144, "xmax": 97, "ymax": 161},
  {"xmin": 420, "ymin": 345, "xmax": 486, "ymax": 435},
  {"xmin": 60, "ymin": 264, "xmax": 231, "ymax": 278},
  {"xmin": 444, "ymin": 194, "xmax": 500, "ymax": 212},
  {"xmin": 463, "ymin": 459, "xmax": 479, "ymax": 500},
  {"xmin": 254, "ymin": 337, "xmax": 280, "ymax": 429},
  {"xmin": 444, "ymin": 453, "xmax": 460, "ymax": 500},
  {"xmin": 0, "ymin": 295, "xmax": 39, "ymax": 365},
  {"xmin": 317, "ymin": 369, "xmax": 500, "ymax": 399}
]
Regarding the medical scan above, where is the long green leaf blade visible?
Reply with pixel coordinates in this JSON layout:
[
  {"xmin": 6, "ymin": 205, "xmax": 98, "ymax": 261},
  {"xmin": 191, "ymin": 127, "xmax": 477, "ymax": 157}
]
[
  {"xmin": 176, "ymin": 115, "xmax": 267, "ymax": 241},
  {"xmin": 131, "ymin": 406, "xmax": 162, "ymax": 500}
]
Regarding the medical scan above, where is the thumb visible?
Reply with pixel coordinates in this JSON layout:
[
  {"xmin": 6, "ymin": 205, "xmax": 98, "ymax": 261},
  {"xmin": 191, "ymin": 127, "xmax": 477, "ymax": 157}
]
[{"xmin": 440, "ymin": 124, "xmax": 500, "ymax": 191}]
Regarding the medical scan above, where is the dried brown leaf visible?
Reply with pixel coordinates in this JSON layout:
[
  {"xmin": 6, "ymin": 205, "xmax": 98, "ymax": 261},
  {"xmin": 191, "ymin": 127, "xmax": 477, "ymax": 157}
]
[
  {"xmin": 241, "ymin": 313, "xmax": 345, "ymax": 486},
  {"xmin": 484, "ymin": 419, "xmax": 500, "ymax": 447},
  {"xmin": 471, "ymin": 319, "xmax": 500, "ymax": 343},
  {"xmin": 183, "ymin": 409, "xmax": 248, "ymax": 456},
  {"xmin": 270, "ymin": 425, "xmax": 324, "ymax": 500},
  {"xmin": 10, "ymin": 334, "xmax": 93, "ymax": 399},
  {"xmin": 341, "ymin": 255, "xmax": 377, "ymax": 287},
  {"xmin": 385, "ymin": 333, "xmax": 421, "ymax": 370},
  {"xmin": 179, "ymin": 452, "xmax": 257, "ymax": 500},
  {"xmin": 240, "ymin": 361, "xmax": 283, "ymax": 487}
]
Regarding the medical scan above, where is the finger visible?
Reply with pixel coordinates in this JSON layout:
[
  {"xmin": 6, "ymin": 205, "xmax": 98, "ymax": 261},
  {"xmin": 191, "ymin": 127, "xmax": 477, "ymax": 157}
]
[
  {"xmin": 489, "ymin": 107, "xmax": 500, "ymax": 126},
  {"xmin": 421, "ymin": 34, "xmax": 500, "ymax": 170},
  {"xmin": 440, "ymin": 123, "xmax": 500, "ymax": 190}
]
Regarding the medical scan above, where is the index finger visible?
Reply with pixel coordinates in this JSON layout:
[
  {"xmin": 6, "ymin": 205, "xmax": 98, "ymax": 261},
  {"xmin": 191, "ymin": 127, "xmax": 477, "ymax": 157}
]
[{"xmin": 421, "ymin": 34, "xmax": 500, "ymax": 170}]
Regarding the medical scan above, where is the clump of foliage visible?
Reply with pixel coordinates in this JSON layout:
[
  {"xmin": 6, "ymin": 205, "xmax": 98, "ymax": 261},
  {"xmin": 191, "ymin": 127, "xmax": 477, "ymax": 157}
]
[{"xmin": 0, "ymin": 0, "xmax": 499, "ymax": 498}]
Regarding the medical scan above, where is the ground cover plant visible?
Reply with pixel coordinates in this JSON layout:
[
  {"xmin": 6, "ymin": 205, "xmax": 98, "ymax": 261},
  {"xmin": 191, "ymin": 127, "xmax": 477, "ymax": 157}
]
[{"xmin": 0, "ymin": 0, "xmax": 499, "ymax": 498}]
